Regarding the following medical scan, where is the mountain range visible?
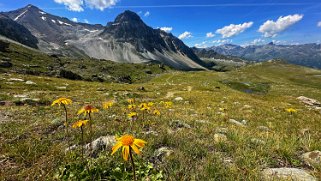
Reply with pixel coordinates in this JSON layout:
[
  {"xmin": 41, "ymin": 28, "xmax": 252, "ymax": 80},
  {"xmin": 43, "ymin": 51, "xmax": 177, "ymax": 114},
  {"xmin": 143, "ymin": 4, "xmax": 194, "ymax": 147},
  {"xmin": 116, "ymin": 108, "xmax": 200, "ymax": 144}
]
[
  {"xmin": 0, "ymin": 4, "xmax": 320, "ymax": 70},
  {"xmin": 207, "ymin": 43, "xmax": 321, "ymax": 69},
  {"xmin": 1, "ymin": 5, "xmax": 207, "ymax": 70}
]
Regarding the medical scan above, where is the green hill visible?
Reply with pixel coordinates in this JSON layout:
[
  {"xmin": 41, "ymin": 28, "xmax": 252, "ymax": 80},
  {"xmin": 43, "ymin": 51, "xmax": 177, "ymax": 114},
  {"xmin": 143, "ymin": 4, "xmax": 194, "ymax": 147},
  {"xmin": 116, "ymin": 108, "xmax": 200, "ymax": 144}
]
[{"xmin": 0, "ymin": 44, "xmax": 321, "ymax": 180}]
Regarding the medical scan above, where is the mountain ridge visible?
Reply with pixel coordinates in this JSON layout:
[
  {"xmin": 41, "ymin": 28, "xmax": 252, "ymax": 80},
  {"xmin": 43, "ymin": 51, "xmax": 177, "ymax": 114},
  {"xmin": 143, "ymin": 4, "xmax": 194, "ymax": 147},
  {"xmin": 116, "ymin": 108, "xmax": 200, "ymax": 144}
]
[
  {"xmin": 2, "ymin": 5, "xmax": 207, "ymax": 70},
  {"xmin": 206, "ymin": 43, "xmax": 321, "ymax": 69}
]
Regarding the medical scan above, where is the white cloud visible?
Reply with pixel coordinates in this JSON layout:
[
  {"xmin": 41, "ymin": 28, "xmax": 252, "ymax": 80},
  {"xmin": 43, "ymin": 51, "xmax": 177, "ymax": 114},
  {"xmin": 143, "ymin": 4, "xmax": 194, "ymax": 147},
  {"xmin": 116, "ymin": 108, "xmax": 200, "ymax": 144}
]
[
  {"xmin": 318, "ymin": 21, "xmax": 321, "ymax": 27},
  {"xmin": 54, "ymin": 0, "xmax": 84, "ymax": 12},
  {"xmin": 216, "ymin": 22, "xmax": 253, "ymax": 38},
  {"xmin": 71, "ymin": 17, "xmax": 78, "ymax": 22},
  {"xmin": 252, "ymin": 38, "xmax": 265, "ymax": 45},
  {"xmin": 137, "ymin": 11, "xmax": 142, "ymax": 15},
  {"xmin": 160, "ymin": 27, "xmax": 173, "ymax": 33},
  {"xmin": 258, "ymin": 14, "xmax": 303, "ymax": 37},
  {"xmin": 212, "ymin": 39, "xmax": 232, "ymax": 45},
  {"xmin": 206, "ymin": 32, "xmax": 215, "ymax": 38},
  {"xmin": 194, "ymin": 41, "xmax": 209, "ymax": 48},
  {"xmin": 85, "ymin": 0, "xmax": 119, "ymax": 11},
  {"xmin": 178, "ymin": 31, "xmax": 192, "ymax": 39},
  {"xmin": 84, "ymin": 19, "xmax": 89, "ymax": 23},
  {"xmin": 144, "ymin": 11, "xmax": 150, "ymax": 17}
]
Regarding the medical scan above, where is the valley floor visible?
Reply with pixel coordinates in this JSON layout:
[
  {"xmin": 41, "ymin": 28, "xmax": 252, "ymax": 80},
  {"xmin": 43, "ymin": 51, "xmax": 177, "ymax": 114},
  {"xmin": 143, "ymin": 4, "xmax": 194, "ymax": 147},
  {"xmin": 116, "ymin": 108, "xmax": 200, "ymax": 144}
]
[{"xmin": 0, "ymin": 62, "xmax": 321, "ymax": 180}]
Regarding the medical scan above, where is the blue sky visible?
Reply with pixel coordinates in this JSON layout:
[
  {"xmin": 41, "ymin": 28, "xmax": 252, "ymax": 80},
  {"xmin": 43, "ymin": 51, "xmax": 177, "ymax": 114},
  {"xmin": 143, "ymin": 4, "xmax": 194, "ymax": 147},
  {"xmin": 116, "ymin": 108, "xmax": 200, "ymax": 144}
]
[{"xmin": 1, "ymin": 0, "xmax": 321, "ymax": 47}]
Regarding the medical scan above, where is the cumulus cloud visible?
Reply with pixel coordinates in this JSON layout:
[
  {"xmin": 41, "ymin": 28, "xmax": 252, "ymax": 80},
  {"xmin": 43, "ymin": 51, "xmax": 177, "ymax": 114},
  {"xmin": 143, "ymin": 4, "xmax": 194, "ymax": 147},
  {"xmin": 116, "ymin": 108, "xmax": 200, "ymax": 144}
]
[
  {"xmin": 212, "ymin": 39, "xmax": 232, "ymax": 45},
  {"xmin": 251, "ymin": 38, "xmax": 265, "ymax": 45},
  {"xmin": 178, "ymin": 31, "xmax": 192, "ymax": 39},
  {"xmin": 71, "ymin": 17, "xmax": 78, "ymax": 22},
  {"xmin": 85, "ymin": 0, "xmax": 119, "ymax": 11},
  {"xmin": 144, "ymin": 11, "xmax": 150, "ymax": 17},
  {"xmin": 258, "ymin": 14, "xmax": 303, "ymax": 37},
  {"xmin": 54, "ymin": 0, "xmax": 119, "ymax": 11},
  {"xmin": 84, "ymin": 19, "xmax": 89, "ymax": 23},
  {"xmin": 160, "ymin": 27, "xmax": 173, "ymax": 33},
  {"xmin": 216, "ymin": 22, "xmax": 253, "ymax": 38},
  {"xmin": 194, "ymin": 41, "xmax": 209, "ymax": 48},
  {"xmin": 318, "ymin": 21, "xmax": 321, "ymax": 27},
  {"xmin": 206, "ymin": 32, "xmax": 215, "ymax": 38},
  {"xmin": 54, "ymin": 0, "xmax": 84, "ymax": 12}
]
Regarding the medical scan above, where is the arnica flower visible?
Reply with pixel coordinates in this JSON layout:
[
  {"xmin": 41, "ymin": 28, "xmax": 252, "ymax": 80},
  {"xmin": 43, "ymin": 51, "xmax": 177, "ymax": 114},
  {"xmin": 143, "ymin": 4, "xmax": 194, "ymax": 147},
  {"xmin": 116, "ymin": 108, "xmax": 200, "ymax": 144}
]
[
  {"xmin": 112, "ymin": 135, "xmax": 146, "ymax": 161},
  {"xmin": 128, "ymin": 104, "xmax": 136, "ymax": 110},
  {"xmin": 78, "ymin": 105, "xmax": 99, "ymax": 116},
  {"xmin": 164, "ymin": 101, "xmax": 173, "ymax": 108},
  {"xmin": 286, "ymin": 108, "xmax": 297, "ymax": 114},
  {"xmin": 153, "ymin": 109, "xmax": 161, "ymax": 116},
  {"xmin": 103, "ymin": 100, "xmax": 114, "ymax": 109},
  {"xmin": 51, "ymin": 97, "xmax": 72, "ymax": 106},
  {"xmin": 147, "ymin": 102, "xmax": 154, "ymax": 107},
  {"xmin": 127, "ymin": 98, "xmax": 135, "ymax": 104},
  {"xmin": 139, "ymin": 103, "xmax": 150, "ymax": 111},
  {"xmin": 128, "ymin": 112, "xmax": 138, "ymax": 119},
  {"xmin": 72, "ymin": 120, "xmax": 89, "ymax": 128}
]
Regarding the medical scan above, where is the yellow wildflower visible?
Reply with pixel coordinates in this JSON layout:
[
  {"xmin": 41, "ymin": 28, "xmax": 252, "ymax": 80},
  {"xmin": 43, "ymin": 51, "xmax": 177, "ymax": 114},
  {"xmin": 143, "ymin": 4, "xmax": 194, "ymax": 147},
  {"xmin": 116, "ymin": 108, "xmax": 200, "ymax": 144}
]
[
  {"xmin": 128, "ymin": 104, "xmax": 136, "ymax": 110},
  {"xmin": 103, "ymin": 100, "xmax": 114, "ymax": 109},
  {"xmin": 139, "ymin": 103, "xmax": 150, "ymax": 111},
  {"xmin": 128, "ymin": 112, "xmax": 138, "ymax": 119},
  {"xmin": 72, "ymin": 120, "xmax": 89, "ymax": 128},
  {"xmin": 111, "ymin": 135, "xmax": 146, "ymax": 161},
  {"xmin": 286, "ymin": 108, "xmax": 297, "ymax": 114},
  {"xmin": 51, "ymin": 97, "xmax": 72, "ymax": 106},
  {"xmin": 153, "ymin": 109, "xmax": 161, "ymax": 116},
  {"xmin": 127, "ymin": 98, "xmax": 135, "ymax": 104},
  {"xmin": 78, "ymin": 105, "xmax": 99, "ymax": 116},
  {"xmin": 164, "ymin": 101, "xmax": 173, "ymax": 108},
  {"xmin": 147, "ymin": 102, "xmax": 154, "ymax": 107}
]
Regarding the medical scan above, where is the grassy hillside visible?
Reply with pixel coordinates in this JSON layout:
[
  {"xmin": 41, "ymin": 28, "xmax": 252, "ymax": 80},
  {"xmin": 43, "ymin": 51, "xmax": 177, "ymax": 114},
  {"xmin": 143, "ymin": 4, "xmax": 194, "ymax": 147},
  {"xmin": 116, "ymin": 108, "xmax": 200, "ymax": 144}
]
[
  {"xmin": 0, "ymin": 40, "xmax": 170, "ymax": 83},
  {"xmin": 0, "ymin": 61, "xmax": 320, "ymax": 180}
]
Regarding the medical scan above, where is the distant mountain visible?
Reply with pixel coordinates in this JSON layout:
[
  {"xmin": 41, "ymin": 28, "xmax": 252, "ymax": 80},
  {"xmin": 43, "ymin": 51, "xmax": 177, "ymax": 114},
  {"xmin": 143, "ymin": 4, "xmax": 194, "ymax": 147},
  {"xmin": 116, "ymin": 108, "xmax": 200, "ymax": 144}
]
[
  {"xmin": 191, "ymin": 47, "xmax": 245, "ymax": 62},
  {"xmin": 209, "ymin": 43, "xmax": 321, "ymax": 69},
  {"xmin": 0, "ymin": 13, "xmax": 38, "ymax": 48},
  {"xmin": 67, "ymin": 10, "xmax": 207, "ymax": 70},
  {"xmin": 3, "ymin": 5, "xmax": 207, "ymax": 70}
]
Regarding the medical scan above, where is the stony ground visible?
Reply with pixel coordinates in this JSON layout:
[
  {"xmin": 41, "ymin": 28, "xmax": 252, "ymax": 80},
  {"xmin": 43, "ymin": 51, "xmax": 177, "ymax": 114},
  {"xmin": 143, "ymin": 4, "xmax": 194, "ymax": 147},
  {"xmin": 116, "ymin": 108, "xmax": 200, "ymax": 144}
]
[{"xmin": 0, "ymin": 61, "xmax": 321, "ymax": 180}]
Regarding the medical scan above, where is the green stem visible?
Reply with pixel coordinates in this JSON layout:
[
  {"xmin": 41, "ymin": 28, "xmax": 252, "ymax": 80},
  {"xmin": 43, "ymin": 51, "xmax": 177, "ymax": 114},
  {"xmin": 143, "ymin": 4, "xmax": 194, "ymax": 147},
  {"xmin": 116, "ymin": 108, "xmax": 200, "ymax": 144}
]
[
  {"xmin": 63, "ymin": 104, "xmax": 70, "ymax": 146},
  {"xmin": 81, "ymin": 126, "xmax": 84, "ymax": 160},
  {"xmin": 88, "ymin": 113, "xmax": 93, "ymax": 150},
  {"xmin": 129, "ymin": 147, "xmax": 137, "ymax": 181}
]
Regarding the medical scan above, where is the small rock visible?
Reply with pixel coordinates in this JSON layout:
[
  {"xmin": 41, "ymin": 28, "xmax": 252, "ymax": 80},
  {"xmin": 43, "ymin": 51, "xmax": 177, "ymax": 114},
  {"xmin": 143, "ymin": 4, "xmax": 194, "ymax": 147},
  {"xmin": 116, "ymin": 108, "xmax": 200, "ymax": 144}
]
[
  {"xmin": 301, "ymin": 150, "xmax": 321, "ymax": 167},
  {"xmin": 250, "ymin": 138, "xmax": 266, "ymax": 145},
  {"xmin": 228, "ymin": 119, "xmax": 246, "ymax": 127},
  {"xmin": 242, "ymin": 105, "xmax": 252, "ymax": 109},
  {"xmin": 195, "ymin": 120, "xmax": 210, "ymax": 124},
  {"xmin": 297, "ymin": 96, "xmax": 321, "ymax": 107},
  {"xmin": 241, "ymin": 119, "xmax": 247, "ymax": 125},
  {"xmin": 174, "ymin": 97, "xmax": 184, "ymax": 101},
  {"xmin": 13, "ymin": 94, "xmax": 28, "ymax": 98},
  {"xmin": 170, "ymin": 120, "xmax": 191, "ymax": 129},
  {"xmin": 214, "ymin": 133, "xmax": 227, "ymax": 143},
  {"xmin": 65, "ymin": 135, "xmax": 115, "ymax": 157},
  {"xmin": 84, "ymin": 135, "xmax": 115, "ymax": 156},
  {"xmin": 143, "ymin": 130, "xmax": 158, "ymax": 136},
  {"xmin": 215, "ymin": 127, "xmax": 228, "ymax": 134},
  {"xmin": 56, "ymin": 86, "xmax": 67, "ymax": 90},
  {"xmin": 8, "ymin": 78, "xmax": 24, "ymax": 82},
  {"xmin": 25, "ymin": 81, "xmax": 36, "ymax": 85},
  {"xmin": 257, "ymin": 126, "xmax": 269, "ymax": 132},
  {"xmin": 153, "ymin": 147, "xmax": 174, "ymax": 162},
  {"xmin": 261, "ymin": 168, "xmax": 316, "ymax": 181}
]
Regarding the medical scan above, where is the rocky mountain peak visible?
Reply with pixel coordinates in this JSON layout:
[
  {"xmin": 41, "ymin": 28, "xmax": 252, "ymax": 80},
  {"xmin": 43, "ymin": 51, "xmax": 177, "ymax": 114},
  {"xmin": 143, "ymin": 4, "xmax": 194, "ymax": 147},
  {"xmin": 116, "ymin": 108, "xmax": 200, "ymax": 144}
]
[{"xmin": 114, "ymin": 10, "xmax": 143, "ymax": 24}]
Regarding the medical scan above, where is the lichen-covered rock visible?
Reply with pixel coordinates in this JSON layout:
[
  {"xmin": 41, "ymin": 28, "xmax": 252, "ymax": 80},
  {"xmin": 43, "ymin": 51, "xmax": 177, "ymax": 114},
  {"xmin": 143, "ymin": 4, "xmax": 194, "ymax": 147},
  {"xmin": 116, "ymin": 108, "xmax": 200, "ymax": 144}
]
[
  {"xmin": 261, "ymin": 168, "xmax": 316, "ymax": 181},
  {"xmin": 301, "ymin": 150, "xmax": 321, "ymax": 167}
]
